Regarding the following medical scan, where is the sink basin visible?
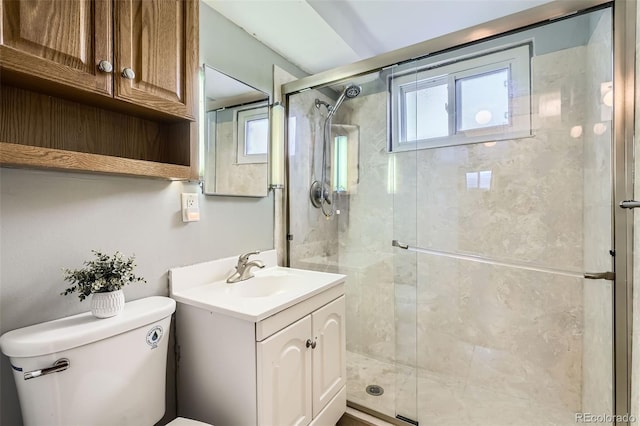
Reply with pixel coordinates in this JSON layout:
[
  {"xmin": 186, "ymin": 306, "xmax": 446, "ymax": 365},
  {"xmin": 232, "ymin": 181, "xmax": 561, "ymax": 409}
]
[
  {"xmin": 169, "ymin": 251, "xmax": 346, "ymax": 322},
  {"xmin": 224, "ymin": 272, "xmax": 299, "ymax": 298}
]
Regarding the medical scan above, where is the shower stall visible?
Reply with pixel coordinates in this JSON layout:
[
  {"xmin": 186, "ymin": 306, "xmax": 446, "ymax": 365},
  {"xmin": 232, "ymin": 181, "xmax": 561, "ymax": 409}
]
[{"xmin": 284, "ymin": 2, "xmax": 632, "ymax": 425}]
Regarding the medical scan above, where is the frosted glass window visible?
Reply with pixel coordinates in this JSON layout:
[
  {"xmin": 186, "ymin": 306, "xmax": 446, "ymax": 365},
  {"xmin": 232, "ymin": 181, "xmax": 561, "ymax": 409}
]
[
  {"xmin": 245, "ymin": 118, "xmax": 268, "ymax": 155},
  {"xmin": 403, "ymin": 82, "xmax": 449, "ymax": 142},
  {"xmin": 456, "ymin": 68, "xmax": 510, "ymax": 132}
]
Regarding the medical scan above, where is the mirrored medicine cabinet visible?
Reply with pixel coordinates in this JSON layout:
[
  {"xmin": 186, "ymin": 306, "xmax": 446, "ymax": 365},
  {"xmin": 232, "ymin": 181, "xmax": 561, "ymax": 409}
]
[{"xmin": 202, "ymin": 64, "xmax": 270, "ymax": 197}]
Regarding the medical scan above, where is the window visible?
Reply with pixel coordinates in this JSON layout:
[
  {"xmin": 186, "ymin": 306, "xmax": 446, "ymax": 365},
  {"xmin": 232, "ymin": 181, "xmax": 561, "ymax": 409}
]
[
  {"xmin": 389, "ymin": 44, "xmax": 531, "ymax": 151},
  {"xmin": 456, "ymin": 68, "xmax": 510, "ymax": 132},
  {"xmin": 236, "ymin": 105, "xmax": 268, "ymax": 164},
  {"xmin": 403, "ymin": 78, "xmax": 449, "ymax": 142}
]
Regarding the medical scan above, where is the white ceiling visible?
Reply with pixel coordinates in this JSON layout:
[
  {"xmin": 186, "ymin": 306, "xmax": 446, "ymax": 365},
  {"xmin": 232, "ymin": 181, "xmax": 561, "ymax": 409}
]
[{"xmin": 203, "ymin": 0, "xmax": 554, "ymax": 75}]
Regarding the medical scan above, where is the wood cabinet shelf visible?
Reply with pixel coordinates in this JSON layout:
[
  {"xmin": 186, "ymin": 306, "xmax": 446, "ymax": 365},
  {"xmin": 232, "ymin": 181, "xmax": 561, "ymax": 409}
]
[
  {"xmin": 0, "ymin": 85, "xmax": 197, "ymax": 180},
  {"xmin": 0, "ymin": 143, "xmax": 192, "ymax": 180}
]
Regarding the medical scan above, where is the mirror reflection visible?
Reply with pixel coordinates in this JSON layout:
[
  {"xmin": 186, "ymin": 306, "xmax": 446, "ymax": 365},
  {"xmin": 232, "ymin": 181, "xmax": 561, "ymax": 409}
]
[{"xmin": 203, "ymin": 65, "xmax": 270, "ymax": 197}]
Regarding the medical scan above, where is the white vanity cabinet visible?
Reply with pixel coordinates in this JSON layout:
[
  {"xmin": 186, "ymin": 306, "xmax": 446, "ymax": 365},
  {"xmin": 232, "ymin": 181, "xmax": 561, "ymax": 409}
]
[
  {"xmin": 257, "ymin": 296, "xmax": 346, "ymax": 425},
  {"xmin": 172, "ymin": 265, "xmax": 346, "ymax": 426}
]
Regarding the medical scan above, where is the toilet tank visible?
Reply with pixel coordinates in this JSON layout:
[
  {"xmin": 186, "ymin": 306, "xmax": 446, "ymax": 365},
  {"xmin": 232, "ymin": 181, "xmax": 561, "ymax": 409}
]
[{"xmin": 0, "ymin": 296, "xmax": 176, "ymax": 426}]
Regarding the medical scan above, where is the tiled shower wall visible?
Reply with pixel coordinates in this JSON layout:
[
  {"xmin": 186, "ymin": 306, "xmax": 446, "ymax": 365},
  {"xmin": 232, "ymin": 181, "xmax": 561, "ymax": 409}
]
[
  {"xmin": 206, "ymin": 116, "xmax": 268, "ymax": 196},
  {"xmin": 288, "ymin": 89, "xmax": 341, "ymax": 270}
]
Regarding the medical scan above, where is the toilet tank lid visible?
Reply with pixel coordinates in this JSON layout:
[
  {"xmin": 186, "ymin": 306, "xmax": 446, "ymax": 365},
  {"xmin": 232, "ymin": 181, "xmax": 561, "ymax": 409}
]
[{"xmin": 0, "ymin": 296, "xmax": 176, "ymax": 358}]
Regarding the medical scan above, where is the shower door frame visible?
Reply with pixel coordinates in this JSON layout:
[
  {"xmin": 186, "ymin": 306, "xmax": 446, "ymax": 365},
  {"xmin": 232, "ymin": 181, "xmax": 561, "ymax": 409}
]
[{"xmin": 282, "ymin": 0, "xmax": 635, "ymax": 422}]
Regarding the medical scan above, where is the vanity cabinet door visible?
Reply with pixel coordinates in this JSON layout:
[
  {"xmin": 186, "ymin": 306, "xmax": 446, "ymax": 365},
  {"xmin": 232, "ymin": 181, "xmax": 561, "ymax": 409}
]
[
  {"xmin": 311, "ymin": 296, "xmax": 346, "ymax": 417},
  {"xmin": 257, "ymin": 315, "xmax": 313, "ymax": 426},
  {"xmin": 114, "ymin": 0, "xmax": 197, "ymax": 119},
  {"xmin": 0, "ymin": 0, "xmax": 113, "ymax": 95}
]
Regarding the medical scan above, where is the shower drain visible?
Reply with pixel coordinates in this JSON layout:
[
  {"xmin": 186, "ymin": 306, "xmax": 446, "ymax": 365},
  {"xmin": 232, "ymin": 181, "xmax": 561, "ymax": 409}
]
[{"xmin": 365, "ymin": 384, "xmax": 384, "ymax": 396}]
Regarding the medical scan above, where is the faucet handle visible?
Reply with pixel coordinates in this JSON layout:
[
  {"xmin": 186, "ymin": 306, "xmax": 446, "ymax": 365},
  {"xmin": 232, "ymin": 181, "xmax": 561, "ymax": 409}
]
[{"xmin": 238, "ymin": 250, "xmax": 260, "ymax": 263}]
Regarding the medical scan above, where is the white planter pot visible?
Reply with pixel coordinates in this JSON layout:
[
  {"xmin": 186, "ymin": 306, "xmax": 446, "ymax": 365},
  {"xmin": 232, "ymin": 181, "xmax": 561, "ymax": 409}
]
[{"xmin": 91, "ymin": 290, "xmax": 125, "ymax": 318}]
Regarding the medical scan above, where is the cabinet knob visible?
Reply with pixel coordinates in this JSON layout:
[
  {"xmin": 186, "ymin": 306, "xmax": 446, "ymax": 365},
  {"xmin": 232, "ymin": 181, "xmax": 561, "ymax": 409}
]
[
  {"xmin": 306, "ymin": 339, "xmax": 317, "ymax": 349},
  {"xmin": 121, "ymin": 67, "xmax": 136, "ymax": 80},
  {"xmin": 97, "ymin": 60, "xmax": 113, "ymax": 73}
]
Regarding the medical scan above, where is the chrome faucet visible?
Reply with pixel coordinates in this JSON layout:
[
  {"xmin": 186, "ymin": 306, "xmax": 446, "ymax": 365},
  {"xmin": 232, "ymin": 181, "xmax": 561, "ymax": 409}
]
[{"xmin": 226, "ymin": 250, "xmax": 265, "ymax": 283}]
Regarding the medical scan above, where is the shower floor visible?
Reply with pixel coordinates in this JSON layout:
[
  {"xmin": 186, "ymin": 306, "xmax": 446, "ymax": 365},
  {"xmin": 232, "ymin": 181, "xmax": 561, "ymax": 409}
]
[{"xmin": 346, "ymin": 351, "xmax": 578, "ymax": 426}]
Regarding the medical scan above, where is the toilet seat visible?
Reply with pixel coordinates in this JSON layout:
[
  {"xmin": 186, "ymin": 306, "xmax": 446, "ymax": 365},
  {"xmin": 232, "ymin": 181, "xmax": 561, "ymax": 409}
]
[{"xmin": 167, "ymin": 417, "xmax": 212, "ymax": 426}]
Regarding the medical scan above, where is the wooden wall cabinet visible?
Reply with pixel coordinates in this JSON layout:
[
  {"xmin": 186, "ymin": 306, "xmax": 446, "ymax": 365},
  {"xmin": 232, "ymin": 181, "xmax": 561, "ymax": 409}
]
[
  {"xmin": 115, "ymin": 0, "xmax": 196, "ymax": 119},
  {"xmin": 0, "ymin": 0, "xmax": 199, "ymax": 180}
]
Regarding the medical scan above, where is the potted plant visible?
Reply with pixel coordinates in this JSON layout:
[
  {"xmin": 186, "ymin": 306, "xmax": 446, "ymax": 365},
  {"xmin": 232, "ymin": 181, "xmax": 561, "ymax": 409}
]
[{"xmin": 61, "ymin": 250, "xmax": 146, "ymax": 318}]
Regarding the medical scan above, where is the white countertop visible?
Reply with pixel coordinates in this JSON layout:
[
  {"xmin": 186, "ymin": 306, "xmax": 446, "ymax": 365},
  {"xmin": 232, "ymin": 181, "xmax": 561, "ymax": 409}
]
[{"xmin": 169, "ymin": 250, "xmax": 346, "ymax": 322}]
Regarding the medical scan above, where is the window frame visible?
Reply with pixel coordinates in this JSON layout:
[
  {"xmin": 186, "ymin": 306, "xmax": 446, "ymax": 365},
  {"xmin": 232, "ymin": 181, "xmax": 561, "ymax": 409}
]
[
  {"xmin": 388, "ymin": 44, "xmax": 532, "ymax": 152},
  {"xmin": 236, "ymin": 105, "xmax": 269, "ymax": 164}
]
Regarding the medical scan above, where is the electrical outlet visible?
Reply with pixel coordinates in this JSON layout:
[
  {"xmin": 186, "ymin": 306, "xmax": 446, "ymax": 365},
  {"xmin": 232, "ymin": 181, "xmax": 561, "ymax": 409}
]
[{"xmin": 181, "ymin": 193, "xmax": 200, "ymax": 222}]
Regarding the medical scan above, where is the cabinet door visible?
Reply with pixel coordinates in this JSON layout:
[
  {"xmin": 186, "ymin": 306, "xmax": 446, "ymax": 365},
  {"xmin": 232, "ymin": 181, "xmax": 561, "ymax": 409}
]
[
  {"xmin": 312, "ymin": 296, "xmax": 346, "ymax": 417},
  {"xmin": 114, "ymin": 0, "xmax": 197, "ymax": 119},
  {"xmin": 257, "ymin": 315, "xmax": 312, "ymax": 426},
  {"xmin": 0, "ymin": 0, "xmax": 112, "ymax": 95}
]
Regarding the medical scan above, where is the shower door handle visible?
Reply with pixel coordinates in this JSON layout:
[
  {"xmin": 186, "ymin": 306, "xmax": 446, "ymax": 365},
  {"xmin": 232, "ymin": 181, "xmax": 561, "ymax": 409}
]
[
  {"xmin": 619, "ymin": 200, "xmax": 640, "ymax": 209},
  {"xmin": 584, "ymin": 272, "xmax": 615, "ymax": 280},
  {"xmin": 392, "ymin": 240, "xmax": 409, "ymax": 250}
]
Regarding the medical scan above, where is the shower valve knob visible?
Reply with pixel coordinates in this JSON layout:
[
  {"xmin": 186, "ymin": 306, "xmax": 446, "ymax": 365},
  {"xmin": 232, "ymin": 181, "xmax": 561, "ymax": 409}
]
[{"xmin": 323, "ymin": 191, "xmax": 332, "ymax": 205}]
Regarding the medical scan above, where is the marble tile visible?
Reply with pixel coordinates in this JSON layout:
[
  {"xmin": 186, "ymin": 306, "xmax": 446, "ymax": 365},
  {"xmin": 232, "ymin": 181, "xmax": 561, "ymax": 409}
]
[
  {"xmin": 347, "ymin": 350, "xmax": 578, "ymax": 426},
  {"xmin": 212, "ymin": 120, "xmax": 268, "ymax": 196},
  {"xmin": 346, "ymin": 351, "xmax": 397, "ymax": 419},
  {"xmin": 288, "ymin": 88, "xmax": 342, "ymax": 269},
  {"xmin": 582, "ymin": 280, "xmax": 613, "ymax": 414}
]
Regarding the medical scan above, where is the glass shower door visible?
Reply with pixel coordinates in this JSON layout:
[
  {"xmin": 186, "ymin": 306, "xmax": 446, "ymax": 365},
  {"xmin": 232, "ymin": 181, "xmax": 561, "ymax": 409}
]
[
  {"xmin": 390, "ymin": 6, "xmax": 614, "ymax": 425},
  {"xmin": 390, "ymin": 62, "xmax": 419, "ymax": 424}
]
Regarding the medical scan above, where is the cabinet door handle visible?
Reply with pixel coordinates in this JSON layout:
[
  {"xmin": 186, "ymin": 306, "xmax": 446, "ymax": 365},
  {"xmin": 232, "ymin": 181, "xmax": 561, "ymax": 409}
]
[
  {"xmin": 121, "ymin": 68, "xmax": 136, "ymax": 80},
  {"xmin": 97, "ymin": 60, "xmax": 113, "ymax": 73},
  {"xmin": 305, "ymin": 339, "xmax": 317, "ymax": 349}
]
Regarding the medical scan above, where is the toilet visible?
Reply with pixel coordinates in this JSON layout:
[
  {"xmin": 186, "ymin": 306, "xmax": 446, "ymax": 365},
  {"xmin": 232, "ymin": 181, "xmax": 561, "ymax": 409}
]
[{"xmin": 0, "ymin": 296, "xmax": 210, "ymax": 426}]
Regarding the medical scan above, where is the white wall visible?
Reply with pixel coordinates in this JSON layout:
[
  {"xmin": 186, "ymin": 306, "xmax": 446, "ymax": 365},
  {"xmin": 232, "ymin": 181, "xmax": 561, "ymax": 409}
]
[
  {"xmin": 199, "ymin": 1, "xmax": 306, "ymax": 97},
  {"xmin": 0, "ymin": 3, "xmax": 307, "ymax": 424}
]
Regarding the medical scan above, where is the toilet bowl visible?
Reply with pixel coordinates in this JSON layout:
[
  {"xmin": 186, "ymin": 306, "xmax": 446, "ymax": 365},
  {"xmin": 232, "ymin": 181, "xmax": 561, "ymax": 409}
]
[{"xmin": 0, "ymin": 296, "xmax": 212, "ymax": 426}]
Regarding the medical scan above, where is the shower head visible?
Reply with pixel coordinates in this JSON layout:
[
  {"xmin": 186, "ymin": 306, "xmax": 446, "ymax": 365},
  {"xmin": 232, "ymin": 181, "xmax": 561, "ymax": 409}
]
[
  {"xmin": 328, "ymin": 84, "xmax": 361, "ymax": 117},
  {"xmin": 344, "ymin": 84, "xmax": 361, "ymax": 98}
]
